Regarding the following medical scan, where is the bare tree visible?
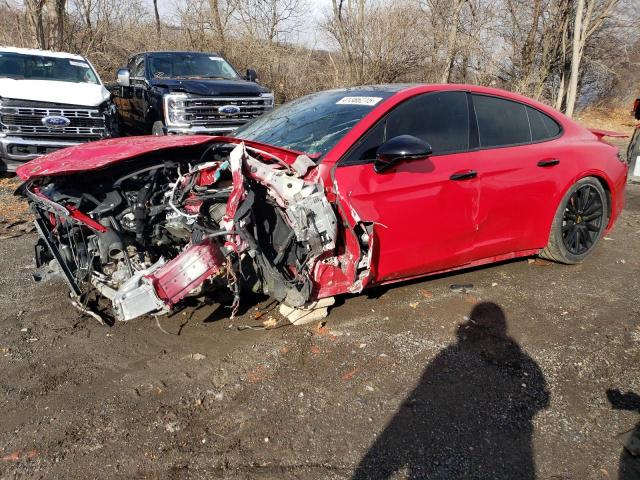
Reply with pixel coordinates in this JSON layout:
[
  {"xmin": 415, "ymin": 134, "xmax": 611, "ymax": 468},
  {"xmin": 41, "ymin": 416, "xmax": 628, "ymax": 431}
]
[
  {"xmin": 1, "ymin": 0, "xmax": 638, "ymax": 115},
  {"xmin": 438, "ymin": 0, "xmax": 467, "ymax": 83},
  {"xmin": 25, "ymin": 0, "xmax": 46, "ymax": 47},
  {"xmin": 208, "ymin": 0, "xmax": 236, "ymax": 55},
  {"xmin": 152, "ymin": 0, "xmax": 161, "ymax": 40},
  {"xmin": 565, "ymin": 0, "xmax": 619, "ymax": 116}
]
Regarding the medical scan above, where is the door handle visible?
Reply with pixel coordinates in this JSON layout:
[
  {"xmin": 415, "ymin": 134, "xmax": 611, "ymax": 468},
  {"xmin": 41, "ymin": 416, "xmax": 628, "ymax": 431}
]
[
  {"xmin": 450, "ymin": 170, "xmax": 477, "ymax": 181},
  {"xmin": 537, "ymin": 159, "xmax": 560, "ymax": 167}
]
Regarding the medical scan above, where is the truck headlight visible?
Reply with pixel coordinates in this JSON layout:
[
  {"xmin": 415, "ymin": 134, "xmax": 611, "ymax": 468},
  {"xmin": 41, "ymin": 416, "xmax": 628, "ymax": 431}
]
[
  {"xmin": 164, "ymin": 93, "xmax": 190, "ymax": 128},
  {"xmin": 260, "ymin": 92, "xmax": 274, "ymax": 107}
]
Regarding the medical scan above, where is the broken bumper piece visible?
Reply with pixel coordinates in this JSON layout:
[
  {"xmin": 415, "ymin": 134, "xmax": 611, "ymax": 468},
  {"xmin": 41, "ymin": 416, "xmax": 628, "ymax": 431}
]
[{"xmin": 92, "ymin": 239, "xmax": 226, "ymax": 321}]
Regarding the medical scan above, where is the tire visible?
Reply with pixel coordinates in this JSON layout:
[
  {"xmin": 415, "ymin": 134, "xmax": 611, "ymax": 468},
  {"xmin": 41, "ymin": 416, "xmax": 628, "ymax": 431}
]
[
  {"xmin": 151, "ymin": 120, "xmax": 166, "ymax": 136},
  {"xmin": 539, "ymin": 176, "xmax": 608, "ymax": 264}
]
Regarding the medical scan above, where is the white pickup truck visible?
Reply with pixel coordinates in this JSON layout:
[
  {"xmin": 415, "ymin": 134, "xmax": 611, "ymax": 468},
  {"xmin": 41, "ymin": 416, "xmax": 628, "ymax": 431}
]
[{"xmin": 0, "ymin": 47, "xmax": 118, "ymax": 172}]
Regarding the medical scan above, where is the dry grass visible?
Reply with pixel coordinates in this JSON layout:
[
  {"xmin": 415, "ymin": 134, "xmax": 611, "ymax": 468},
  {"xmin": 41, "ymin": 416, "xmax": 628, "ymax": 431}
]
[
  {"xmin": 576, "ymin": 106, "xmax": 637, "ymax": 135},
  {"xmin": 0, "ymin": 176, "xmax": 31, "ymax": 225}
]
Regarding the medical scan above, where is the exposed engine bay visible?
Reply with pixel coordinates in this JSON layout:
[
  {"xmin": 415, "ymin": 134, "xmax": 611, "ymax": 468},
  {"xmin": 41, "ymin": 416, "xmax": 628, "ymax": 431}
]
[{"xmin": 19, "ymin": 141, "xmax": 344, "ymax": 322}]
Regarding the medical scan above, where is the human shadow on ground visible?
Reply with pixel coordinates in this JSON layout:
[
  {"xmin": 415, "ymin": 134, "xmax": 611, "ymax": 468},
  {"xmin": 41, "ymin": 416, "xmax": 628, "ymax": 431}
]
[
  {"xmin": 353, "ymin": 301, "xmax": 550, "ymax": 479},
  {"xmin": 607, "ymin": 388, "xmax": 640, "ymax": 480}
]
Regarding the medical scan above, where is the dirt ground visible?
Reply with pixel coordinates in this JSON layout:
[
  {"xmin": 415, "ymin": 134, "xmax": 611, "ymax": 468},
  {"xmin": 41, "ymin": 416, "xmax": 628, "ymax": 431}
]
[{"xmin": 1, "ymin": 179, "xmax": 640, "ymax": 479}]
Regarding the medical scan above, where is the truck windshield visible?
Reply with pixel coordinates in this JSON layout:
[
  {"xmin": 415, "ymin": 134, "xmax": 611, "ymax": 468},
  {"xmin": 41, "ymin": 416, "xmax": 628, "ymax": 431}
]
[
  {"xmin": 148, "ymin": 53, "xmax": 239, "ymax": 80},
  {"xmin": 233, "ymin": 89, "xmax": 395, "ymax": 157},
  {"xmin": 0, "ymin": 52, "xmax": 100, "ymax": 84}
]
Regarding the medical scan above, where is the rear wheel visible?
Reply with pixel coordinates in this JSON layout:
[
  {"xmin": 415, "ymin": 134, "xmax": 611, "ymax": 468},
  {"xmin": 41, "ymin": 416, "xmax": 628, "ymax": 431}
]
[
  {"xmin": 151, "ymin": 121, "xmax": 166, "ymax": 136},
  {"xmin": 539, "ymin": 177, "xmax": 608, "ymax": 264}
]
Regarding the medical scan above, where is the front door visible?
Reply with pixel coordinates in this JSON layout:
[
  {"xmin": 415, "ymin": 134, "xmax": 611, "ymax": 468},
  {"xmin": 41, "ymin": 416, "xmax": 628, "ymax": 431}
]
[{"xmin": 333, "ymin": 91, "xmax": 481, "ymax": 282}]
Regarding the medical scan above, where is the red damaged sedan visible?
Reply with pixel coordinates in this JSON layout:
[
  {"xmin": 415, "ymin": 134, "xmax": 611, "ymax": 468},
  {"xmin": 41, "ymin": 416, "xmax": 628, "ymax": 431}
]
[{"xmin": 16, "ymin": 84, "xmax": 628, "ymax": 323}]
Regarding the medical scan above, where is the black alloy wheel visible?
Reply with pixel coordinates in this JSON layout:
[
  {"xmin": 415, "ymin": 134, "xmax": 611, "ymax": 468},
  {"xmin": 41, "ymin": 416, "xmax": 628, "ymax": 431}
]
[
  {"xmin": 540, "ymin": 176, "xmax": 608, "ymax": 264},
  {"xmin": 561, "ymin": 184, "xmax": 604, "ymax": 255}
]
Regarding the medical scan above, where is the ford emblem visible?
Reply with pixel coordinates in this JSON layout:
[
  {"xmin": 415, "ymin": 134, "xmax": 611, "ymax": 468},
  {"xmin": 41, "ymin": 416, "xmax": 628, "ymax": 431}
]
[
  {"xmin": 218, "ymin": 105, "xmax": 241, "ymax": 115},
  {"xmin": 42, "ymin": 115, "xmax": 71, "ymax": 128}
]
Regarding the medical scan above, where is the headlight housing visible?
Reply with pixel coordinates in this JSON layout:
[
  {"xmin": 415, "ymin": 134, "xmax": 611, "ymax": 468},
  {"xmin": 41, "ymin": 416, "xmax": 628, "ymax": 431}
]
[
  {"xmin": 163, "ymin": 93, "xmax": 190, "ymax": 128},
  {"xmin": 98, "ymin": 99, "xmax": 116, "ymax": 115},
  {"xmin": 260, "ymin": 92, "xmax": 274, "ymax": 108}
]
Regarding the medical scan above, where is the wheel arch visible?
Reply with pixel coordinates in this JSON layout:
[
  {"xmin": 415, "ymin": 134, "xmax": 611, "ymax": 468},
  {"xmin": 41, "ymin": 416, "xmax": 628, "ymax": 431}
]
[{"xmin": 543, "ymin": 171, "xmax": 614, "ymax": 247}]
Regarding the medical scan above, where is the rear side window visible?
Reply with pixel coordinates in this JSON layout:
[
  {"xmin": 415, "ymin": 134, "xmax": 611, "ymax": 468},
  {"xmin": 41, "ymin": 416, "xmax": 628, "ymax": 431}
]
[
  {"xmin": 527, "ymin": 106, "xmax": 561, "ymax": 141},
  {"xmin": 342, "ymin": 91, "xmax": 470, "ymax": 164},
  {"xmin": 473, "ymin": 95, "xmax": 531, "ymax": 147}
]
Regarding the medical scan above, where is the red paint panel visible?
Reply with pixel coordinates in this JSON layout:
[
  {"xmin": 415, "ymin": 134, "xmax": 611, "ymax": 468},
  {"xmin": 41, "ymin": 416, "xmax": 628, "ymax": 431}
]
[
  {"xmin": 470, "ymin": 141, "xmax": 571, "ymax": 259},
  {"xmin": 146, "ymin": 239, "xmax": 225, "ymax": 307},
  {"xmin": 333, "ymin": 153, "xmax": 480, "ymax": 283},
  {"xmin": 16, "ymin": 135, "xmax": 305, "ymax": 180}
]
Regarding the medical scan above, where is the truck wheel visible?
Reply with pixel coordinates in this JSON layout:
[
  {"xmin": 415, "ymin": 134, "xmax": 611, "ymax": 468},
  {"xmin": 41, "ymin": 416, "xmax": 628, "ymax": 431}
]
[
  {"xmin": 539, "ymin": 177, "xmax": 608, "ymax": 265},
  {"xmin": 152, "ymin": 121, "xmax": 166, "ymax": 136}
]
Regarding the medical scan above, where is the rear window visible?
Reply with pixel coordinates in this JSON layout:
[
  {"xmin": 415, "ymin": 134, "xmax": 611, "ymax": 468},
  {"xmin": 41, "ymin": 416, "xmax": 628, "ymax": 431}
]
[
  {"xmin": 527, "ymin": 106, "xmax": 561, "ymax": 141},
  {"xmin": 473, "ymin": 95, "xmax": 531, "ymax": 147}
]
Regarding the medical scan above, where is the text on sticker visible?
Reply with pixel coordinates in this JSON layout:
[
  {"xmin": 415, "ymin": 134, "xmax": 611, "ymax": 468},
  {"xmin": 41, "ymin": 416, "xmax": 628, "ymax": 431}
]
[{"xmin": 336, "ymin": 97, "xmax": 383, "ymax": 106}]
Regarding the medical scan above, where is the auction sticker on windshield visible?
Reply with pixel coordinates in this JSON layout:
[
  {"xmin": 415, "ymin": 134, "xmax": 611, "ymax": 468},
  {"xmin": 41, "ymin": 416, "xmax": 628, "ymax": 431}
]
[
  {"xmin": 69, "ymin": 61, "xmax": 90, "ymax": 68},
  {"xmin": 336, "ymin": 96, "xmax": 383, "ymax": 106}
]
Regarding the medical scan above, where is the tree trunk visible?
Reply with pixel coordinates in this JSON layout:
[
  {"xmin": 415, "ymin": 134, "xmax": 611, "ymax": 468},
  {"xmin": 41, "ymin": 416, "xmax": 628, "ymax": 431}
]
[
  {"xmin": 565, "ymin": 0, "xmax": 584, "ymax": 117},
  {"xmin": 439, "ymin": 0, "xmax": 464, "ymax": 83},
  {"xmin": 153, "ymin": 0, "xmax": 161, "ymax": 41},
  {"xmin": 25, "ymin": 0, "xmax": 46, "ymax": 48},
  {"xmin": 209, "ymin": 0, "xmax": 227, "ymax": 55}
]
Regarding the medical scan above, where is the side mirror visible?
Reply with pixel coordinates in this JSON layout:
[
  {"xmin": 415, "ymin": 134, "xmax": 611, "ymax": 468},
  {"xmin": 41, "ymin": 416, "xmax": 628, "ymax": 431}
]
[
  {"xmin": 116, "ymin": 68, "xmax": 130, "ymax": 87},
  {"xmin": 374, "ymin": 135, "xmax": 433, "ymax": 173},
  {"xmin": 246, "ymin": 68, "xmax": 258, "ymax": 82}
]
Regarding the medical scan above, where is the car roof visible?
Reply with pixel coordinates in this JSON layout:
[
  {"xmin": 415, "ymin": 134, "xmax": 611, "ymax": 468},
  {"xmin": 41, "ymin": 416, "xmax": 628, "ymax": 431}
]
[{"xmin": 0, "ymin": 46, "xmax": 86, "ymax": 61}]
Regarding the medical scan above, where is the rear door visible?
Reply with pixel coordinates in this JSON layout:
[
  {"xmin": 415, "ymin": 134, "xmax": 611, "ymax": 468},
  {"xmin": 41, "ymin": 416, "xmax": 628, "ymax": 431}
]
[
  {"xmin": 469, "ymin": 94, "xmax": 568, "ymax": 260},
  {"xmin": 333, "ymin": 91, "xmax": 481, "ymax": 282}
]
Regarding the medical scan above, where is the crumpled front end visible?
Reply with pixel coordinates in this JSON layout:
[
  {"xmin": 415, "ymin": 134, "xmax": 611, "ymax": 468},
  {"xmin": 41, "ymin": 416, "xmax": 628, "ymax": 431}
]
[{"xmin": 21, "ymin": 140, "xmax": 341, "ymax": 322}]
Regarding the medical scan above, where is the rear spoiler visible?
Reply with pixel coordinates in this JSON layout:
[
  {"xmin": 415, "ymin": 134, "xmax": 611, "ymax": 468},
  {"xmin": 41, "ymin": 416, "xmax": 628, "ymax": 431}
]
[{"xmin": 588, "ymin": 128, "xmax": 628, "ymax": 141}]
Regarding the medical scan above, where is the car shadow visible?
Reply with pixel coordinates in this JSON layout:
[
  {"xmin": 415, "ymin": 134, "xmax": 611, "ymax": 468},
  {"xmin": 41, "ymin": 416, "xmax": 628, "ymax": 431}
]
[
  {"xmin": 606, "ymin": 388, "xmax": 640, "ymax": 479},
  {"xmin": 352, "ymin": 301, "xmax": 550, "ymax": 479}
]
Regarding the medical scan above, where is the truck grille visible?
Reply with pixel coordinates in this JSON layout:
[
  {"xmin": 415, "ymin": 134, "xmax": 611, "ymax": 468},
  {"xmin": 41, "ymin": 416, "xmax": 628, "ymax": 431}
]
[
  {"xmin": 183, "ymin": 96, "xmax": 273, "ymax": 128},
  {"xmin": 0, "ymin": 99, "xmax": 106, "ymax": 140}
]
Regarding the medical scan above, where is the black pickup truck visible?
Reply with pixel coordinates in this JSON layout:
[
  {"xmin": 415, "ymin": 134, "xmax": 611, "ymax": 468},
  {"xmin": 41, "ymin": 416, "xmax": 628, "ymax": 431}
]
[{"xmin": 111, "ymin": 51, "xmax": 274, "ymax": 136}]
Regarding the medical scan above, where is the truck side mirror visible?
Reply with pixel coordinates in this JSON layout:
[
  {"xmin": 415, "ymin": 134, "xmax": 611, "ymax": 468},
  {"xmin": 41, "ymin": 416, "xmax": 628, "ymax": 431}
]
[
  {"xmin": 246, "ymin": 68, "xmax": 257, "ymax": 83},
  {"xmin": 117, "ymin": 68, "xmax": 130, "ymax": 87}
]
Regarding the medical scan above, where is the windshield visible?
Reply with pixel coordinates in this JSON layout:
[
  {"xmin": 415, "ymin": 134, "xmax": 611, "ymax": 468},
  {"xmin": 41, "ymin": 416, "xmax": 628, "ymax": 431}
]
[
  {"xmin": 148, "ymin": 53, "xmax": 239, "ymax": 80},
  {"xmin": 233, "ymin": 89, "xmax": 394, "ymax": 157},
  {"xmin": 0, "ymin": 52, "xmax": 100, "ymax": 84}
]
